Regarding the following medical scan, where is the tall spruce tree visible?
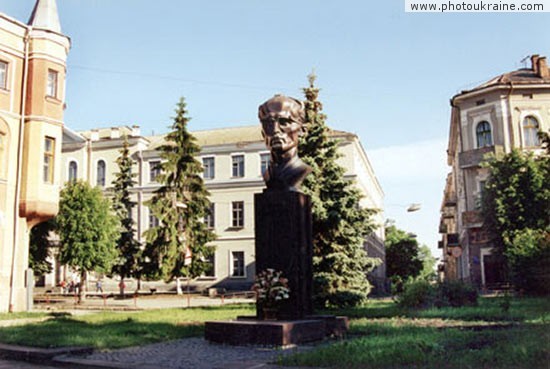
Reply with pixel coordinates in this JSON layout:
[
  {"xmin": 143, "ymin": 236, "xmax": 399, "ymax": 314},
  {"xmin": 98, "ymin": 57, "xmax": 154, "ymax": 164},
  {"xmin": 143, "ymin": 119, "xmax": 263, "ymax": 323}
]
[
  {"xmin": 299, "ymin": 73, "xmax": 379, "ymax": 307},
  {"xmin": 111, "ymin": 137, "xmax": 141, "ymax": 294},
  {"xmin": 143, "ymin": 97, "xmax": 216, "ymax": 284}
]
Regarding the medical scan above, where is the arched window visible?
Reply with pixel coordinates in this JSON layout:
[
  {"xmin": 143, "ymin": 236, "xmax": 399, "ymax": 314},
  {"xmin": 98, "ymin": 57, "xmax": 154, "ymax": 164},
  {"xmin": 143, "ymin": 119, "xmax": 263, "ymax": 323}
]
[
  {"xmin": 523, "ymin": 116, "xmax": 540, "ymax": 147},
  {"xmin": 0, "ymin": 132, "xmax": 6, "ymax": 179},
  {"xmin": 476, "ymin": 121, "xmax": 492, "ymax": 148},
  {"xmin": 97, "ymin": 160, "xmax": 106, "ymax": 187},
  {"xmin": 68, "ymin": 161, "xmax": 78, "ymax": 182}
]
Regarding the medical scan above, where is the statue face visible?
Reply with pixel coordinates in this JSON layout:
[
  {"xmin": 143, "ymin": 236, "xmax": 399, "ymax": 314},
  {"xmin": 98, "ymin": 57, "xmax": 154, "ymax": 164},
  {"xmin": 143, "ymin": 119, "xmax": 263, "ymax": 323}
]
[{"xmin": 261, "ymin": 113, "xmax": 302, "ymax": 155}]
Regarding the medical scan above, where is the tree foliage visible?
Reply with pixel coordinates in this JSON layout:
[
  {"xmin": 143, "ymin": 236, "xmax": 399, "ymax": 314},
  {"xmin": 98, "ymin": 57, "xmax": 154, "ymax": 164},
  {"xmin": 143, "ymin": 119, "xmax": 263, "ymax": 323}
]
[
  {"xmin": 482, "ymin": 136, "xmax": 550, "ymax": 294},
  {"xmin": 111, "ymin": 137, "xmax": 141, "ymax": 290},
  {"xmin": 417, "ymin": 244, "xmax": 437, "ymax": 282},
  {"xmin": 56, "ymin": 181, "xmax": 120, "ymax": 279},
  {"xmin": 29, "ymin": 220, "xmax": 55, "ymax": 276},
  {"xmin": 142, "ymin": 97, "xmax": 216, "ymax": 281},
  {"xmin": 298, "ymin": 73, "xmax": 379, "ymax": 307},
  {"xmin": 385, "ymin": 224, "xmax": 423, "ymax": 290}
]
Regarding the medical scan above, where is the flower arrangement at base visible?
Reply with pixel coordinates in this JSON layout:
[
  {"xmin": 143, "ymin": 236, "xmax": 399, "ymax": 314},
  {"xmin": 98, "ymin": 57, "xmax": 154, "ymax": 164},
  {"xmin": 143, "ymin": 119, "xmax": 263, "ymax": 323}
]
[{"xmin": 252, "ymin": 269, "xmax": 290, "ymax": 310}]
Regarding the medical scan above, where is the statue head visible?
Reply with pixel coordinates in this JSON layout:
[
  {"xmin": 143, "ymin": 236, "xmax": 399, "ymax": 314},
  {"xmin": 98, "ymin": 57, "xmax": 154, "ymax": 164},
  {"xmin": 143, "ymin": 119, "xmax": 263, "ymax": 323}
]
[{"xmin": 258, "ymin": 95, "xmax": 306, "ymax": 162}]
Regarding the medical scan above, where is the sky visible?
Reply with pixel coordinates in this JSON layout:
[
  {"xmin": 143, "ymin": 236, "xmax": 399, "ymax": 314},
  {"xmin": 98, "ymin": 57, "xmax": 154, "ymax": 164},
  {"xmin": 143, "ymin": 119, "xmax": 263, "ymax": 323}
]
[{"xmin": 1, "ymin": 1, "xmax": 549, "ymax": 258}]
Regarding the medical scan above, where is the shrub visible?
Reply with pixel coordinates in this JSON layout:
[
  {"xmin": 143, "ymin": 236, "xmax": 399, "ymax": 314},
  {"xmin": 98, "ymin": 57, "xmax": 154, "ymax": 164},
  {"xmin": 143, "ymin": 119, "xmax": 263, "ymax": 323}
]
[
  {"xmin": 436, "ymin": 281, "xmax": 478, "ymax": 307},
  {"xmin": 397, "ymin": 280, "xmax": 478, "ymax": 309},
  {"xmin": 396, "ymin": 280, "xmax": 437, "ymax": 308}
]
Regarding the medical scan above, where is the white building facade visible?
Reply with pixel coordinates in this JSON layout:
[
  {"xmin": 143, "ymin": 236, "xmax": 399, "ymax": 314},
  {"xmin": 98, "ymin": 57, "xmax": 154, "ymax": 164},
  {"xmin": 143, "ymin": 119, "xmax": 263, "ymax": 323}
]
[{"xmin": 58, "ymin": 124, "xmax": 385, "ymax": 292}]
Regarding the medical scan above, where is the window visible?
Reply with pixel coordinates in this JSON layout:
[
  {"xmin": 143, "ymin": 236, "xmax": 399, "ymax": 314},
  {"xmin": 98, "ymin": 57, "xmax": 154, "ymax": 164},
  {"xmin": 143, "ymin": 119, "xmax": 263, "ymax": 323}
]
[
  {"xmin": 231, "ymin": 251, "xmax": 245, "ymax": 277},
  {"xmin": 203, "ymin": 157, "xmax": 215, "ymax": 179},
  {"xmin": 149, "ymin": 160, "xmax": 161, "ymax": 182},
  {"xmin": 0, "ymin": 132, "xmax": 5, "ymax": 178},
  {"xmin": 46, "ymin": 70, "xmax": 58, "ymax": 98},
  {"xmin": 260, "ymin": 153, "xmax": 270, "ymax": 176},
  {"xmin": 204, "ymin": 203, "xmax": 215, "ymax": 229},
  {"xmin": 232, "ymin": 155, "xmax": 244, "ymax": 177},
  {"xmin": 232, "ymin": 201, "xmax": 244, "ymax": 228},
  {"xmin": 68, "ymin": 161, "xmax": 77, "ymax": 182},
  {"xmin": 96, "ymin": 160, "xmax": 106, "ymax": 187},
  {"xmin": 149, "ymin": 211, "xmax": 160, "ymax": 229},
  {"xmin": 203, "ymin": 253, "xmax": 215, "ymax": 277},
  {"xmin": 43, "ymin": 137, "xmax": 55, "ymax": 183},
  {"xmin": 0, "ymin": 61, "xmax": 7, "ymax": 90},
  {"xmin": 523, "ymin": 116, "xmax": 540, "ymax": 147},
  {"xmin": 476, "ymin": 121, "xmax": 492, "ymax": 148}
]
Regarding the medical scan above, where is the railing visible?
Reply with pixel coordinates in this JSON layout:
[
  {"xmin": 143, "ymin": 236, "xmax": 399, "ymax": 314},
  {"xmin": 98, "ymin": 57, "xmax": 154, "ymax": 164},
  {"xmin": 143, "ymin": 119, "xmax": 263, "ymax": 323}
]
[{"xmin": 458, "ymin": 145, "xmax": 503, "ymax": 168}]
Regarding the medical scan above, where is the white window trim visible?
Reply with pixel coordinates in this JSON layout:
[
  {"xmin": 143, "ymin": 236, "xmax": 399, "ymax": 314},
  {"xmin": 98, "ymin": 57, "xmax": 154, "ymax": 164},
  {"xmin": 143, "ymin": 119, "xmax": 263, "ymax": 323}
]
[
  {"xmin": 473, "ymin": 119, "xmax": 493, "ymax": 148},
  {"xmin": 149, "ymin": 160, "xmax": 162, "ymax": 183},
  {"xmin": 230, "ymin": 152, "xmax": 246, "ymax": 178},
  {"xmin": 259, "ymin": 151, "xmax": 270, "ymax": 177},
  {"xmin": 0, "ymin": 52, "xmax": 17, "ymax": 111},
  {"xmin": 231, "ymin": 201, "xmax": 245, "ymax": 228},
  {"xmin": 46, "ymin": 69, "xmax": 59, "ymax": 99},
  {"xmin": 201, "ymin": 155, "xmax": 215, "ymax": 180},
  {"xmin": 96, "ymin": 158, "xmax": 107, "ymax": 187},
  {"xmin": 229, "ymin": 250, "xmax": 246, "ymax": 279},
  {"xmin": 66, "ymin": 158, "xmax": 79, "ymax": 182},
  {"xmin": 518, "ymin": 110, "xmax": 543, "ymax": 149}
]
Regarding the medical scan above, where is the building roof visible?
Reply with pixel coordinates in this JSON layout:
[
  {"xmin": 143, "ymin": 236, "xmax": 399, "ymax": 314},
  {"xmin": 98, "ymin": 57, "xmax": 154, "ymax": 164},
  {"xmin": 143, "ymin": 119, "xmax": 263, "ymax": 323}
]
[
  {"xmin": 28, "ymin": 0, "xmax": 61, "ymax": 33},
  {"xmin": 78, "ymin": 124, "xmax": 354, "ymax": 149},
  {"xmin": 455, "ymin": 55, "xmax": 550, "ymax": 100}
]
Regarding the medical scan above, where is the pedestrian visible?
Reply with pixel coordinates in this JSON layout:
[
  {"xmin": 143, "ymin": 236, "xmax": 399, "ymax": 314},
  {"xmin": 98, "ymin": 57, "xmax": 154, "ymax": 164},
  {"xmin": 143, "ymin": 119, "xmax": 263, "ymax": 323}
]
[{"xmin": 96, "ymin": 280, "xmax": 103, "ymax": 293}]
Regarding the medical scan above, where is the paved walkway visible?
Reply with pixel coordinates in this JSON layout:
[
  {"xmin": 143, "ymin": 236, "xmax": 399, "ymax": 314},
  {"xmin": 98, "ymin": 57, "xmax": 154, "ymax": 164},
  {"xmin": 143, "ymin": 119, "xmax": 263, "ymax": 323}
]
[
  {"xmin": 0, "ymin": 360, "xmax": 60, "ymax": 369},
  {"xmin": 75, "ymin": 337, "xmax": 317, "ymax": 369}
]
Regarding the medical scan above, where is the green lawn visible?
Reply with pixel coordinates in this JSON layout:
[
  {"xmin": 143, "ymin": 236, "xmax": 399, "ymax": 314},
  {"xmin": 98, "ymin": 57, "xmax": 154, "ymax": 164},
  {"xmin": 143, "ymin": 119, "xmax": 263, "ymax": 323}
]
[
  {"xmin": 281, "ymin": 296, "xmax": 550, "ymax": 369},
  {"xmin": 0, "ymin": 297, "xmax": 548, "ymax": 369},
  {"xmin": 0, "ymin": 304, "xmax": 255, "ymax": 349}
]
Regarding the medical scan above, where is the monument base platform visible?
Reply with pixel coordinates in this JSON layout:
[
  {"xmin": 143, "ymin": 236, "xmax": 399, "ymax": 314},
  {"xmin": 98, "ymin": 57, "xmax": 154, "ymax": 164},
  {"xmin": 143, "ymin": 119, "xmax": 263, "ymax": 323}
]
[{"xmin": 204, "ymin": 315, "xmax": 348, "ymax": 346}]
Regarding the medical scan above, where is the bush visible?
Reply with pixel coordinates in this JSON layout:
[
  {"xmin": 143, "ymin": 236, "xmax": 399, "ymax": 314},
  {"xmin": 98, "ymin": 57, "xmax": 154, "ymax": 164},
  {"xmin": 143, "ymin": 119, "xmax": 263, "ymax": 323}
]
[
  {"xmin": 397, "ymin": 280, "xmax": 478, "ymax": 309},
  {"xmin": 396, "ymin": 280, "xmax": 437, "ymax": 308},
  {"xmin": 505, "ymin": 229, "xmax": 550, "ymax": 295},
  {"xmin": 436, "ymin": 281, "xmax": 478, "ymax": 307}
]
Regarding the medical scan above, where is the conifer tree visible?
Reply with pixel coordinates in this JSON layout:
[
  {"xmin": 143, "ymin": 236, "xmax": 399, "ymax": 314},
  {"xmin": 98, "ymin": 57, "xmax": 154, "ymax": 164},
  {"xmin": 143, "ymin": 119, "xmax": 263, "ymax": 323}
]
[
  {"xmin": 143, "ymin": 97, "xmax": 216, "ymax": 283},
  {"xmin": 111, "ymin": 137, "xmax": 141, "ymax": 294},
  {"xmin": 299, "ymin": 73, "xmax": 379, "ymax": 307}
]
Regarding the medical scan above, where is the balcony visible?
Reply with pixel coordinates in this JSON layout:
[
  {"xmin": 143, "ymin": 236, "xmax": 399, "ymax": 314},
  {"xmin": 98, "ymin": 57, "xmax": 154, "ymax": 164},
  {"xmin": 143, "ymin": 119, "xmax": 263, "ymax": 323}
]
[
  {"xmin": 458, "ymin": 145, "xmax": 504, "ymax": 168},
  {"xmin": 462, "ymin": 210, "xmax": 483, "ymax": 228},
  {"xmin": 446, "ymin": 233, "xmax": 460, "ymax": 246}
]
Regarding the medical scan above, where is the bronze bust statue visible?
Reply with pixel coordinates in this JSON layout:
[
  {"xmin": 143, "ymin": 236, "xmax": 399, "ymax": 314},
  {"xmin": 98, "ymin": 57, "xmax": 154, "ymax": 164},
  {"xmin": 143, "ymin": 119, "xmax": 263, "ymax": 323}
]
[{"xmin": 258, "ymin": 95, "xmax": 312, "ymax": 191}]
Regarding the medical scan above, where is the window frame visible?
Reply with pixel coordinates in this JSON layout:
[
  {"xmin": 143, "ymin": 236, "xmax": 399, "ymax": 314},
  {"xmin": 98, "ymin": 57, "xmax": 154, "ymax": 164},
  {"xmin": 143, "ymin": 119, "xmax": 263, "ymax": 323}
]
[
  {"xmin": 230, "ymin": 251, "xmax": 245, "ymax": 278},
  {"xmin": 68, "ymin": 160, "xmax": 78, "ymax": 182},
  {"xmin": 260, "ymin": 152, "xmax": 270, "ymax": 176},
  {"xmin": 201, "ymin": 253, "xmax": 216, "ymax": 278},
  {"xmin": 148, "ymin": 209, "xmax": 160, "ymax": 229},
  {"xmin": 43, "ymin": 136, "xmax": 55, "ymax": 184},
  {"xmin": 96, "ymin": 159, "xmax": 106, "ymax": 187},
  {"xmin": 204, "ymin": 202, "xmax": 215, "ymax": 229},
  {"xmin": 202, "ymin": 156, "xmax": 215, "ymax": 180},
  {"xmin": 149, "ymin": 160, "xmax": 161, "ymax": 183},
  {"xmin": 231, "ymin": 154, "xmax": 245, "ymax": 178},
  {"xmin": 231, "ymin": 201, "xmax": 244, "ymax": 228},
  {"xmin": 475, "ymin": 121, "xmax": 493, "ymax": 148},
  {"xmin": 0, "ymin": 60, "xmax": 8, "ymax": 90},
  {"xmin": 522, "ymin": 115, "xmax": 540, "ymax": 147},
  {"xmin": 46, "ymin": 69, "xmax": 58, "ymax": 98}
]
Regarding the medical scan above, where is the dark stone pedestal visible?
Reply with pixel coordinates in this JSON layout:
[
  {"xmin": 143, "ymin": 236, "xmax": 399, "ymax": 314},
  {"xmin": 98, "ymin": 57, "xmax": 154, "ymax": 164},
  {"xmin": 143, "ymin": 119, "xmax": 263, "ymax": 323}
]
[
  {"xmin": 254, "ymin": 190, "xmax": 313, "ymax": 320},
  {"xmin": 204, "ymin": 316, "xmax": 348, "ymax": 346}
]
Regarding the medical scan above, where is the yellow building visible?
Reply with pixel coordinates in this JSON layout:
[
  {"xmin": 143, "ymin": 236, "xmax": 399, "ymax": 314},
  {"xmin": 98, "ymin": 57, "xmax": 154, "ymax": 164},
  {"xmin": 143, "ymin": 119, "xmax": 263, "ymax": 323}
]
[
  {"xmin": 59, "ymin": 125, "xmax": 386, "ymax": 293},
  {"xmin": 439, "ymin": 55, "xmax": 549, "ymax": 288},
  {"xmin": 0, "ymin": 0, "xmax": 70, "ymax": 312}
]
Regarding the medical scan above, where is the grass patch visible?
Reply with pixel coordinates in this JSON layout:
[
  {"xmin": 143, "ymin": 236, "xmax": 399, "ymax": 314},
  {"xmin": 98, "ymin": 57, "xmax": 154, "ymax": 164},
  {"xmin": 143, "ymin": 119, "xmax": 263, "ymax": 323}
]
[
  {"xmin": 281, "ymin": 296, "xmax": 550, "ymax": 369},
  {"xmin": 0, "ymin": 304, "xmax": 255, "ymax": 349},
  {"xmin": 0, "ymin": 312, "xmax": 48, "ymax": 321}
]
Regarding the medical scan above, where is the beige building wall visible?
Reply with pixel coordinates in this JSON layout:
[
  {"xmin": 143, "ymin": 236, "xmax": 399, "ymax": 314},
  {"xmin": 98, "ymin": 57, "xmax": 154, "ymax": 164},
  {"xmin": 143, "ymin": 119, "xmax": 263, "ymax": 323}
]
[
  {"xmin": 440, "ymin": 55, "xmax": 550, "ymax": 288},
  {"xmin": 0, "ymin": 2, "xmax": 70, "ymax": 312}
]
